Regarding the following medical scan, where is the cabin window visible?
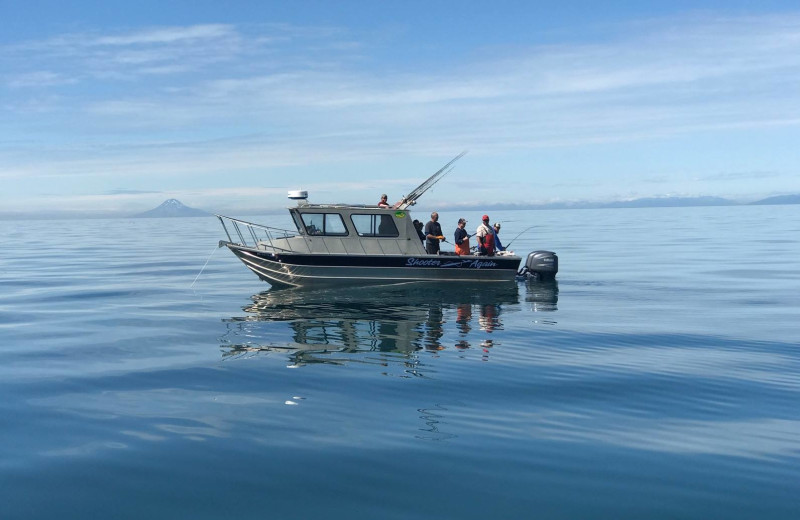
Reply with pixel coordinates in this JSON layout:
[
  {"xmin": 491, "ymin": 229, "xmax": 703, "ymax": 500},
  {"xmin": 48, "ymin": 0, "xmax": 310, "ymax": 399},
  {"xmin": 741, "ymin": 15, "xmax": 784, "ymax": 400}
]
[
  {"xmin": 300, "ymin": 213, "xmax": 348, "ymax": 236},
  {"xmin": 351, "ymin": 214, "xmax": 399, "ymax": 237},
  {"xmin": 291, "ymin": 212, "xmax": 305, "ymax": 234}
]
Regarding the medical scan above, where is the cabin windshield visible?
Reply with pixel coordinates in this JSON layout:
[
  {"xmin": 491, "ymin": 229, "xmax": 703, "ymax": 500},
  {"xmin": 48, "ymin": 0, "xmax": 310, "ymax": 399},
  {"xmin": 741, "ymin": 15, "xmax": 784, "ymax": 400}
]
[
  {"xmin": 300, "ymin": 213, "xmax": 348, "ymax": 236},
  {"xmin": 290, "ymin": 212, "xmax": 305, "ymax": 234},
  {"xmin": 351, "ymin": 214, "xmax": 399, "ymax": 237}
]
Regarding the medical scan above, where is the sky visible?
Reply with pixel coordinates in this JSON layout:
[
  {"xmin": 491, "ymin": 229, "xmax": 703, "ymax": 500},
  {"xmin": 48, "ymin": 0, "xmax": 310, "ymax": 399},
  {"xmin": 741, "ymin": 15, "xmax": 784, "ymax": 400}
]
[{"xmin": 2, "ymin": 0, "xmax": 800, "ymax": 217}]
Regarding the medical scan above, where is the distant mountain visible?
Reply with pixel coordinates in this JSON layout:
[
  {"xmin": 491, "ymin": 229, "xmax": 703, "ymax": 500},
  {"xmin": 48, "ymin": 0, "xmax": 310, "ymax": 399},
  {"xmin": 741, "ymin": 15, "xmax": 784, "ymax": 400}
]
[
  {"xmin": 749, "ymin": 194, "xmax": 800, "ymax": 205},
  {"xmin": 598, "ymin": 196, "xmax": 736, "ymax": 208},
  {"xmin": 133, "ymin": 199, "xmax": 210, "ymax": 218},
  {"xmin": 479, "ymin": 196, "xmax": 739, "ymax": 211},
  {"xmin": 474, "ymin": 194, "xmax": 800, "ymax": 211}
]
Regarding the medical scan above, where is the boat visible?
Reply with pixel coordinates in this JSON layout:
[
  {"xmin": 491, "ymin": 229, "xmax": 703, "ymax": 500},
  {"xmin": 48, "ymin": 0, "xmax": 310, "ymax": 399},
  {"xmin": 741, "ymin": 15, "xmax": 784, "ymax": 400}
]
[{"xmin": 215, "ymin": 154, "xmax": 558, "ymax": 288}]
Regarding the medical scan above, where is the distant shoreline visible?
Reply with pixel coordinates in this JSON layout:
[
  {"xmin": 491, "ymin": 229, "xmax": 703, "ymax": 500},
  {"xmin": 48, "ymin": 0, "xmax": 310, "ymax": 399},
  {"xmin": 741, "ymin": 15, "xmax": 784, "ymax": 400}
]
[{"xmin": 3, "ymin": 194, "xmax": 799, "ymax": 221}]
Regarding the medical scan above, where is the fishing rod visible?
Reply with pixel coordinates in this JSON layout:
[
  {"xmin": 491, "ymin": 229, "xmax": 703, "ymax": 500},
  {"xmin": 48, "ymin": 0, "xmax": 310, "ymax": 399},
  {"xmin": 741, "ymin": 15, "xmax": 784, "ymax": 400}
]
[
  {"xmin": 396, "ymin": 151, "xmax": 467, "ymax": 209},
  {"xmin": 504, "ymin": 225, "xmax": 535, "ymax": 249}
]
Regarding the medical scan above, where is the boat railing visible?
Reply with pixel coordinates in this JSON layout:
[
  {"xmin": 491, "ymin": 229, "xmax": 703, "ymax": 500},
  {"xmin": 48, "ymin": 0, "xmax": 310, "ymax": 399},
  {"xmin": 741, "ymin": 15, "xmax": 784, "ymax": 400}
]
[{"xmin": 216, "ymin": 214, "xmax": 299, "ymax": 252}]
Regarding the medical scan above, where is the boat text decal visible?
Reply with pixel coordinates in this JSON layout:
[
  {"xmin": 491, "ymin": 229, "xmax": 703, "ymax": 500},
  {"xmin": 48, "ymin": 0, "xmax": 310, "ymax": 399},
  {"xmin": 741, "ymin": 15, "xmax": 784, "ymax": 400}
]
[{"xmin": 405, "ymin": 258, "xmax": 499, "ymax": 269}]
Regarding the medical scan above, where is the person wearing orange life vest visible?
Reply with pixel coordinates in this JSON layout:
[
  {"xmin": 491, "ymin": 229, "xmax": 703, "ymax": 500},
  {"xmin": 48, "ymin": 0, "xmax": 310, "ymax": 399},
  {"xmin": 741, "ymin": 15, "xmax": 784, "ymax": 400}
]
[
  {"xmin": 454, "ymin": 217, "xmax": 471, "ymax": 255},
  {"xmin": 476, "ymin": 214, "xmax": 496, "ymax": 256}
]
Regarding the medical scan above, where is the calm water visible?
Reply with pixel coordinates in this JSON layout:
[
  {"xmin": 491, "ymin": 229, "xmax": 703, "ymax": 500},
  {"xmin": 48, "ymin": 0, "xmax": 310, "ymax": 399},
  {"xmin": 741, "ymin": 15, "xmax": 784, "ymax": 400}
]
[{"xmin": 1, "ymin": 206, "xmax": 799, "ymax": 519}]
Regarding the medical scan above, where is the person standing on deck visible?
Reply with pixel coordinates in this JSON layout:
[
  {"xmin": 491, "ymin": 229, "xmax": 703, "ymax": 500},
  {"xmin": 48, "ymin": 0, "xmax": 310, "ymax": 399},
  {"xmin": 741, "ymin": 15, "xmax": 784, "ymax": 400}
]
[
  {"xmin": 493, "ymin": 222, "xmax": 506, "ymax": 252},
  {"xmin": 476, "ymin": 214, "xmax": 496, "ymax": 256},
  {"xmin": 413, "ymin": 220, "xmax": 425, "ymax": 244},
  {"xmin": 377, "ymin": 194, "xmax": 390, "ymax": 207},
  {"xmin": 424, "ymin": 212, "xmax": 444, "ymax": 255},
  {"xmin": 454, "ymin": 218, "xmax": 471, "ymax": 255}
]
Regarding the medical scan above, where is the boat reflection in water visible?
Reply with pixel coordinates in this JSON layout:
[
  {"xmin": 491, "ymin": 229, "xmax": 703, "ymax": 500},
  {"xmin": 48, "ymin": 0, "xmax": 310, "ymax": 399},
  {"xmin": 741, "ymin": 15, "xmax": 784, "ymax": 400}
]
[
  {"xmin": 220, "ymin": 280, "xmax": 557, "ymax": 367},
  {"xmin": 525, "ymin": 279, "xmax": 559, "ymax": 313}
]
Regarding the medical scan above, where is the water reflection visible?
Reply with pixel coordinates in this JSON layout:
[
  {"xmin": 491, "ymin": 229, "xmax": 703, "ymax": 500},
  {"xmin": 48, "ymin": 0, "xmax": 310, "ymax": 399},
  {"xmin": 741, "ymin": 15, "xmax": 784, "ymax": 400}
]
[
  {"xmin": 220, "ymin": 281, "xmax": 558, "ymax": 367},
  {"xmin": 417, "ymin": 405, "xmax": 458, "ymax": 441},
  {"xmin": 525, "ymin": 279, "xmax": 559, "ymax": 312}
]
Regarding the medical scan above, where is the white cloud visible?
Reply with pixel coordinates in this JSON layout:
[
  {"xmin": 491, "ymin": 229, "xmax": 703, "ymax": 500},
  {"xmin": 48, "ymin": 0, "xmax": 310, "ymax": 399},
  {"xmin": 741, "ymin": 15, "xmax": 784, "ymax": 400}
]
[
  {"xmin": 93, "ymin": 24, "xmax": 236, "ymax": 46},
  {"xmin": 6, "ymin": 70, "xmax": 74, "ymax": 89},
  {"xmin": 2, "ymin": 12, "xmax": 800, "ymax": 212}
]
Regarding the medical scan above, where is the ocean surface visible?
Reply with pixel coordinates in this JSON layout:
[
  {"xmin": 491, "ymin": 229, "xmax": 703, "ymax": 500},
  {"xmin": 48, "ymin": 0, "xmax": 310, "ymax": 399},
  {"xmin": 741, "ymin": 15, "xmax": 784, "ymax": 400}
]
[{"xmin": 1, "ymin": 206, "xmax": 798, "ymax": 519}]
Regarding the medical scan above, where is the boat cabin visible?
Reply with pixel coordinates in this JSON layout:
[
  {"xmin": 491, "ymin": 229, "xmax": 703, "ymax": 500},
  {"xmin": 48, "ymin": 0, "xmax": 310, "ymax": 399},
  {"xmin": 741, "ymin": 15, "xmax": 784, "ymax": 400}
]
[{"xmin": 265, "ymin": 202, "xmax": 427, "ymax": 256}]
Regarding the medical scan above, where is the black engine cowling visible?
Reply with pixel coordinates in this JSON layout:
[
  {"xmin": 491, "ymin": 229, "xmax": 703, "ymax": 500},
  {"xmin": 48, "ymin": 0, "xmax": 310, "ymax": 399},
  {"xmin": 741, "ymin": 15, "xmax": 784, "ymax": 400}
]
[{"xmin": 518, "ymin": 251, "xmax": 558, "ymax": 281}]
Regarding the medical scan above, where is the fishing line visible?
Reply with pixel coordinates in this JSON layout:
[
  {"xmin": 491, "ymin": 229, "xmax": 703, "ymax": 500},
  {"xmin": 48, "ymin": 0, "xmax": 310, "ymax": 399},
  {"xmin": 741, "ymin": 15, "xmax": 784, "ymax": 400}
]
[
  {"xmin": 190, "ymin": 244, "xmax": 219, "ymax": 289},
  {"xmin": 505, "ymin": 225, "xmax": 536, "ymax": 249}
]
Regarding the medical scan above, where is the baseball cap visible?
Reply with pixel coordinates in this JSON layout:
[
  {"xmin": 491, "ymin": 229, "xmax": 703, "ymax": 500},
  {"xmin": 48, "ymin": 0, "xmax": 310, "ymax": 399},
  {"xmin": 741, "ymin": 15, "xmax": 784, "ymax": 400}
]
[
  {"xmin": 482, "ymin": 214, "xmax": 489, "ymax": 221},
  {"xmin": 458, "ymin": 218, "xmax": 467, "ymax": 224}
]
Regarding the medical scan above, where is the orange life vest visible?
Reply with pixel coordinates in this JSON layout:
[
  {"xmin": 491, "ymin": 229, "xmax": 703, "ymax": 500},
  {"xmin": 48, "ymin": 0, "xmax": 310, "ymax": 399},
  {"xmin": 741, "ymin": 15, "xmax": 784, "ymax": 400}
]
[{"xmin": 455, "ymin": 236, "xmax": 470, "ymax": 255}]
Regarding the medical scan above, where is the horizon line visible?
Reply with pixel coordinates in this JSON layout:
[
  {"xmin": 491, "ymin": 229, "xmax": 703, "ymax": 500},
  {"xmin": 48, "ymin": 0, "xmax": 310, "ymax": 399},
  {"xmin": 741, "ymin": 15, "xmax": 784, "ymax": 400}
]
[{"xmin": 3, "ymin": 194, "xmax": 799, "ymax": 221}]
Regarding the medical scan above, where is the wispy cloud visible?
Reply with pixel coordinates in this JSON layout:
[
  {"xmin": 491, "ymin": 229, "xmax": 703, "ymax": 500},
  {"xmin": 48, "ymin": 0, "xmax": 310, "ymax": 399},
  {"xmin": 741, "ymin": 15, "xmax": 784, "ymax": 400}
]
[
  {"xmin": 2, "ymin": 12, "xmax": 800, "ymax": 212},
  {"xmin": 93, "ymin": 24, "xmax": 235, "ymax": 46},
  {"xmin": 699, "ymin": 170, "xmax": 780, "ymax": 182},
  {"xmin": 106, "ymin": 188, "xmax": 163, "ymax": 195},
  {"xmin": 1, "ymin": 22, "xmax": 354, "ymax": 88},
  {"xmin": 6, "ymin": 71, "xmax": 75, "ymax": 89},
  {"xmin": 6, "ymin": 14, "xmax": 800, "ymax": 135}
]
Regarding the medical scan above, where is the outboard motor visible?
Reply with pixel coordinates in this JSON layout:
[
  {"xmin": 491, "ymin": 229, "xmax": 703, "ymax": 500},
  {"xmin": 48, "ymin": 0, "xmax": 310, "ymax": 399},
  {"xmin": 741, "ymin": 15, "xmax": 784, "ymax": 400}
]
[{"xmin": 517, "ymin": 251, "xmax": 558, "ymax": 281}]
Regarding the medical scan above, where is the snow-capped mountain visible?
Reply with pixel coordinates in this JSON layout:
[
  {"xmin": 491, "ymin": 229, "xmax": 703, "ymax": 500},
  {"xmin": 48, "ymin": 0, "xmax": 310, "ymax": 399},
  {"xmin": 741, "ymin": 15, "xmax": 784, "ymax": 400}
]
[{"xmin": 133, "ymin": 199, "xmax": 210, "ymax": 218}]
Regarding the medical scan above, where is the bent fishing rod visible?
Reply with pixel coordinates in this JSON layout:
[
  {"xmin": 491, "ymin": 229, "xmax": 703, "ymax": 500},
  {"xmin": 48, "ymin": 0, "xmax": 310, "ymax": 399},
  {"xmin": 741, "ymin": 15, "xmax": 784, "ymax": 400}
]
[{"xmin": 504, "ymin": 225, "xmax": 535, "ymax": 249}]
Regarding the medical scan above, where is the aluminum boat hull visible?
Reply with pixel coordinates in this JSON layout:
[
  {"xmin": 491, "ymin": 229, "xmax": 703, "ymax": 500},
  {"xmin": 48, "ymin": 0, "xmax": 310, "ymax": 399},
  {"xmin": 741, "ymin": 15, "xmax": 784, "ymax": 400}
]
[{"xmin": 225, "ymin": 243, "xmax": 522, "ymax": 288}]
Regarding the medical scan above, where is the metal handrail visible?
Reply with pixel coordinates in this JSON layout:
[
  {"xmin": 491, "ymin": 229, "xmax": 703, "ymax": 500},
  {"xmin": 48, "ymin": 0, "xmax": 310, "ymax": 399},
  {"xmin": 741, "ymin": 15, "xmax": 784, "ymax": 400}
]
[{"xmin": 216, "ymin": 214, "xmax": 299, "ymax": 252}]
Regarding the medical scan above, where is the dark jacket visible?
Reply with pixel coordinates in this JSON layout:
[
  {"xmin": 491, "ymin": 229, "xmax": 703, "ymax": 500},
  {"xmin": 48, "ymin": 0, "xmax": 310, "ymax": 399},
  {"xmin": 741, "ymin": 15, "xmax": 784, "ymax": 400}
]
[{"xmin": 424, "ymin": 220, "xmax": 443, "ymax": 254}]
